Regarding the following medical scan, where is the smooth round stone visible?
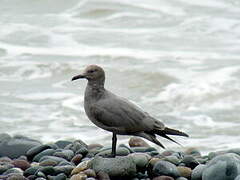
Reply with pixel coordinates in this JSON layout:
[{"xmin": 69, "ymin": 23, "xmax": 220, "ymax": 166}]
[
  {"xmin": 118, "ymin": 144, "xmax": 135, "ymax": 153},
  {"xmin": 208, "ymin": 151, "xmax": 226, "ymax": 160},
  {"xmin": 3, "ymin": 168, "xmax": 23, "ymax": 175},
  {"xmin": 177, "ymin": 166, "xmax": 192, "ymax": 178},
  {"xmin": 84, "ymin": 169, "xmax": 96, "ymax": 177},
  {"xmin": 191, "ymin": 164, "xmax": 206, "ymax": 180},
  {"xmin": 70, "ymin": 173, "xmax": 87, "ymax": 180},
  {"xmin": 152, "ymin": 160, "xmax": 180, "ymax": 178},
  {"xmin": 71, "ymin": 160, "xmax": 92, "ymax": 175},
  {"xmin": 39, "ymin": 159, "xmax": 58, "ymax": 166},
  {"xmin": 33, "ymin": 149, "xmax": 56, "ymax": 162},
  {"xmin": 36, "ymin": 171, "xmax": 46, "ymax": 178},
  {"xmin": 161, "ymin": 150, "xmax": 175, "ymax": 157},
  {"xmin": 0, "ymin": 135, "xmax": 41, "ymax": 159},
  {"xmin": 12, "ymin": 159, "xmax": 30, "ymax": 171},
  {"xmin": 6, "ymin": 174, "xmax": 27, "ymax": 180},
  {"xmin": 55, "ymin": 140, "xmax": 72, "ymax": 149},
  {"xmin": 71, "ymin": 154, "xmax": 83, "ymax": 165},
  {"xmin": 163, "ymin": 156, "xmax": 181, "ymax": 165},
  {"xmin": 97, "ymin": 171, "xmax": 110, "ymax": 180},
  {"xmin": 35, "ymin": 178, "xmax": 46, "ymax": 180},
  {"xmin": 87, "ymin": 144, "xmax": 103, "ymax": 150},
  {"xmin": 181, "ymin": 155, "xmax": 199, "ymax": 169},
  {"xmin": 129, "ymin": 137, "xmax": 150, "ymax": 148},
  {"xmin": 26, "ymin": 145, "xmax": 53, "ymax": 161},
  {"xmin": 202, "ymin": 153, "xmax": 240, "ymax": 180},
  {"xmin": 47, "ymin": 173, "xmax": 67, "ymax": 180},
  {"xmin": 0, "ymin": 164, "xmax": 14, "ymax": 174},
  {"xmin": 53, "ymin": 149, "xmax": 74, "ymax": 161},
  {"xmin": 184, "ymin": 148, "xmax": 201, "ymax": 157},
  {"xmin": 128, "ymin": 153, "xmax": 151, "ymax": 169},
  {"xmin": 54, "ymin": 165, "xmax": 74, "ymax": 176},
  {"xmin": 235, "ymin": 175, "xmax": 240, "ymax": 180},
  {"xmin": 131, "ymin": 147, "xmax": 157, "ymax": 152},
  {"xmin": 24, "ymin": 166, "xmax": 42, "ymax": 177},
  {"xmin": 0, "ymin": 156, "xmax": 13, "ymax": 163},
  {"xmin": 38, "ymin": 166, "xmax": 56, "ymax": 176},
  {"xmin": 39, "ymin": 156, "xmax": 68, "ymax": 164},
  {"xmin": 227, "ymin": 148, "xmax": 240, "ymax": 156},
  {"xmin": 152, "ymin": 175, "xmax": 174, "ymax": 180},
  {"xmin": 64, "ymin": 140, "xmax": 88, "ymax": 154},
  {"xmin": 96, "ymin": 147, "xmax": 130, "ymax": 157},
  {"xmin": 91, "ymin": 156, "xmax": 137, "ymax": 177}
]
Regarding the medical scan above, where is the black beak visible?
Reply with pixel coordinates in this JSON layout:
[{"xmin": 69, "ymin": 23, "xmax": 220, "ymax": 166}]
[{"xmin": 71, "ymin": 74, "xmax": 85, "ymax": 81}]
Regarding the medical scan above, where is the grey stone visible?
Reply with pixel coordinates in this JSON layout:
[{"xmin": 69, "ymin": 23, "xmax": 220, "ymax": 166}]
[
  {"xmin": 202, "ymin": 153, "xmax": 240, "ymax": 180},
  {"xmin": 91, "ymin": 156, "xmax": 137, "ymax": 177},
  {"xmin": 235, "ymin": 175, "xmax": 240, "ymax": 180},
  {"xmin": 191, "ymin": 164, "xmax": 206, "ymax": 180},
  {"xmin": 53, "ymin": 149, "xmax": 74, "ymax": 161},
  {"xmin": 54, "ymin": 165, "xmax": 74, "ymax": 176},
  {"xmin": 24, "ymin": 166, "xmax": 42, "ymax": 177},
  {"xmin": 26, "ymin": 144, "xmax": 53, "ymax": 161},
  {"xmin": 152, "ymin": 160, "xmax": 180, "ymax": 178},
  {"xmin": 55, "ymin": 140, "xmax": 72, "ymax": 149},
  {"xmin": 176, "ymin": 177, "xmax": 188, "ymax": 180},
  {"xmin": 39, "ymin": 156, "xmax": 68, "ymax": 164},
  {"xmin": 0, "ymin": 135, "xmax": 41, "ymax": 159},
  {"xmin": 3, "ymin": 168, "xmax": 23, "ymax": 175},
  {"xmin": 181, "ymin": 155, "xmax": 199, "ymax": 169},
  {"xmin": 33, "ymin": 149, "xmax": 56, "ymax": 162},
  {"xmin": 64, "ymin": 140, "xmax": 88, "ymax": 154},
  {"xmin": 96, "ymin": 147, "xmax": 130, "ymax": 157}
]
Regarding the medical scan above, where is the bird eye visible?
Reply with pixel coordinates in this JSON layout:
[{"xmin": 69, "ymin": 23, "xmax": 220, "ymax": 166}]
[{"xmin": 88, "ymin": 69, "xmax": 97, "ymax": 73}]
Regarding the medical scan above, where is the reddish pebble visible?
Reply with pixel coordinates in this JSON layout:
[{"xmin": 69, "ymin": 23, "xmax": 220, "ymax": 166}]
[
  {"xmin": 71, "ymin": 154, "xmax": 83, "ymax": 165},
  {"xmin": 12, "ymin": 159, "xmax": 30, "ymax": 171},
  {"xmin": 129, "ymin": 137, "xmax": 150, "ymax": 147}
]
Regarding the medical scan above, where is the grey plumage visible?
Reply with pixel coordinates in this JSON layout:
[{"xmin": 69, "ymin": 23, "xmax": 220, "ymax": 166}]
[{"xmin": 72, "ymin": 65, "xmax": 189, "ymax": 157}]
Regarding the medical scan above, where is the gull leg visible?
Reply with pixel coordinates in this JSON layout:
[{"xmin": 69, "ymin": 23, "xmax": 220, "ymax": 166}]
[{"xmin": 111, "ymin": 133, "xmax": 117, "ymax": 157}]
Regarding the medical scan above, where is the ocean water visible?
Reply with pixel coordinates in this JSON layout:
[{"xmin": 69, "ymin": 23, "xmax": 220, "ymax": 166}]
[{"xmin": 1, "ymin": 0, "xmax": 240, "ymax": 153}]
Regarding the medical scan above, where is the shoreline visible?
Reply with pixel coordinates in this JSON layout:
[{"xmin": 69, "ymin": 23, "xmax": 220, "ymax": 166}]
[{"xmin": 0, "ymin": 133, "xmax": 240, "ymax": 180}]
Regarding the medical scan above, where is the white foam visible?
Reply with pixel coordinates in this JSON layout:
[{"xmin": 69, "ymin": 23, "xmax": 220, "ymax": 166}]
[{"xmin": 17, "ymin": 92, "xmax": 75, "ymax": 101}]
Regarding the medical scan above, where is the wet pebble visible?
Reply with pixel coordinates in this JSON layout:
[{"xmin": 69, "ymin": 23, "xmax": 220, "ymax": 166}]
[
  {"xmin": 152, "ymin": 160, "xmax": 180, "ymax": 178},
  {"xmin": 91, "ymin": 156, "xmax": 137, "ymax": 177},
  {"xmin": 129, "ymin": 137, "xmax": 150, "ymax": 148},
  {"xmin": 12, "ymin": 159, "xmax": 30, "ymax": 171},
  {"xmin": 202, "ymin": 153, "xmax": 240, "ymax": 180},
  {"xmin": 152, "ymin": 175, "xmax": 174, "ymax": 180},
  {"xmin": 71, "ymin": 154, "xmax": 83, "ymax": 165},
  {"xmin": 181, "ymin": 155, "xmax": 199, "ymax": 169},
  {"xmin": 177, "ymin": 166, "xmax": 192, "ymax": 178}
]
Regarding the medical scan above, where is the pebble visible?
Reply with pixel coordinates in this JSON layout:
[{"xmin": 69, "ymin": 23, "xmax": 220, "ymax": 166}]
[
  {"xmin": 91, "ymin": 156, "xmax": 137, "ymax": 177},
  {"xmin": 71, "ymin": 160, "xmax": 92, "ymax": 175},
  {"xmin": 97, "ymin": 171, "xmax": 110, "ymax": 180},
  {"xmin": 191, "ymin": 164, "xmax": 206, "ymax": 180},
  {"xmin": 65, "ymin": 140, "xmax": 88, "ymax": 154},
  {"xmin": 181, "ymin": 155, "xmax": 199, "ymax": 169},
  {"xmin": 177, "ymin": 166, "xmax": 192, "ymax": 178},
  {"xmin": 47, "ymin": 173, "xmax": 67, "ymax": 180},
  {"xmin": 6, "ymin": 174, "xmax": 27, "ymax": 180},
  {"xmin": 55, "ymin": 140, "xmax": 72, "ymax": 149},
  {"xmin": 83, "ymin": 169, "xmax": 96, "ymax": 177},
  {"xmin": 202, "ymin": 153, "xmax": 240, "ymax": 180},
  {"xmin": 12, "ymin": 159, "xmax": 30, "ymax": 171},
  {"xmin": 0, "ymin": 135, "xmax": 41, "ymax": 159},
  {"xmin": 26, "ymin": 144, "xmax": 53, "ymax": 161},
  {"xmin": 71, "ymin": 154, "xmax": 83, "ymax": 165},
  {"xmin": 152, "ymin": 175, "xmax": 174, "ymax": 180},
  {"xmin": 163, "ymin": 155, "xmax": 181, "ymax": 165},
  {"xmin": 96, "ymin": 147, "xmax": 130, "ymax": 157},
  {"xmin": 54, "ymin": 165, "xmax": 74, "ymax": 176},
  {"xmin": 70, "ymin": 173, "xmax": 87, "ymax": 180},
  {"xmin": 129, "ymin": 153, "xmax": 151, "ymax": 169},
  {"xmin": 33, "ymin": 149, "xmax": 56, "ymax": 162},
  {"xmin": 152, "ymin": 160, "xmax": 180, "ymax": 178},
  {"xmin": 53, "ymin": 149, "xmax": 74, "ymax": 161},
  {"xmin": 129, "ymin": 137, "xmax": 150, "ymax": 147}
]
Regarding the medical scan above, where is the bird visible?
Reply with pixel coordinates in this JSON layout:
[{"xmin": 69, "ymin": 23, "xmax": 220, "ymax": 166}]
[{"xmin": 72, "ymin": 64, "xmax": 189, "ymax": 157}]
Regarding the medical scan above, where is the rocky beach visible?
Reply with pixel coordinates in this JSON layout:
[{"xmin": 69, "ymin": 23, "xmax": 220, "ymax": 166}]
[{"xmin": 0, "ymin": 134, "xmax": 240, "ymax": 180}]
